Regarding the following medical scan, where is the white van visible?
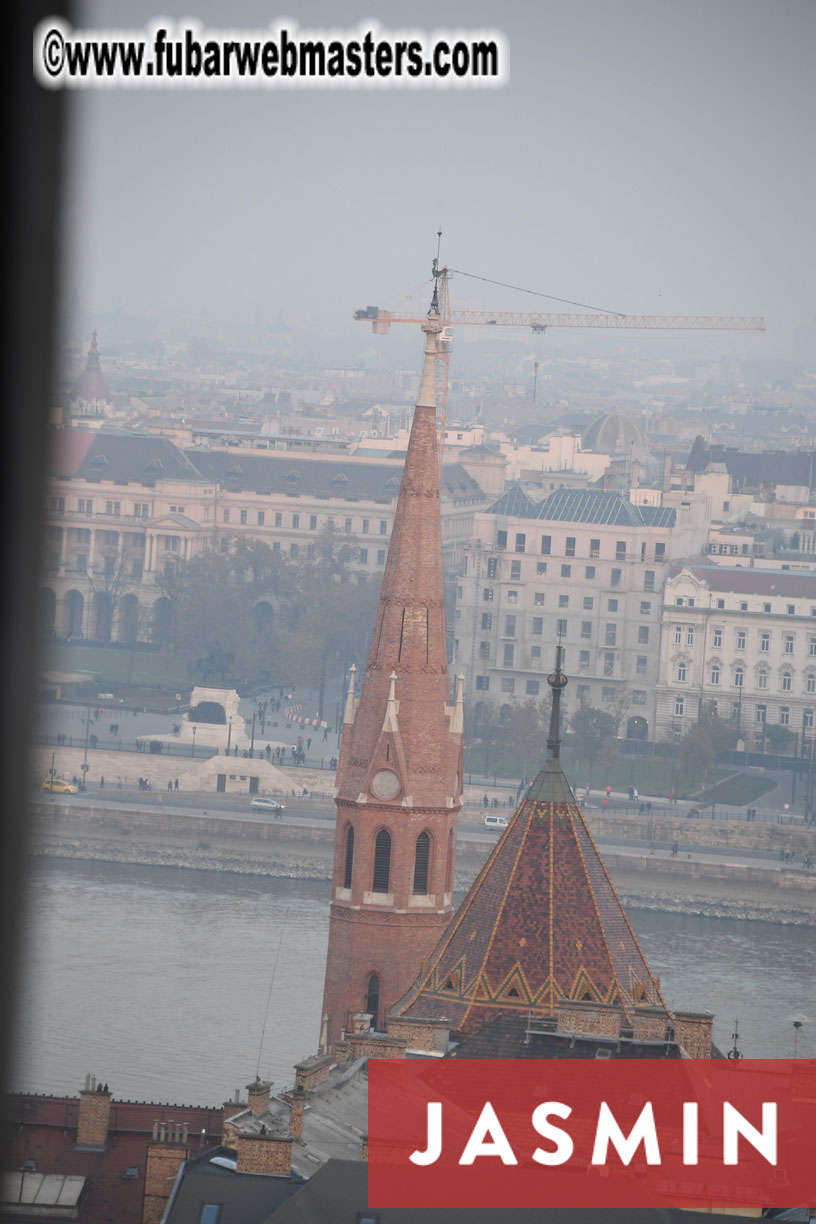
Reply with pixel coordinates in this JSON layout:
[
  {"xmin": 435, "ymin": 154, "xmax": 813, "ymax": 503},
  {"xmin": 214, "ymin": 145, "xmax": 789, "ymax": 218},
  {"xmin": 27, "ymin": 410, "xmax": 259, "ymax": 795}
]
[{"xmin": 484, "ymin": 813, "xmax": 508, "ymax": 830}]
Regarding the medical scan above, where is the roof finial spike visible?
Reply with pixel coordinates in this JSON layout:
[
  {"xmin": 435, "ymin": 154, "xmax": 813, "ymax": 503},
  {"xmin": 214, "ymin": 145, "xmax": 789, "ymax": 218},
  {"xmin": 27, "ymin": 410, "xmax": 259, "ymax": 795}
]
[
  {"xmin": 430, "ymin": 231, "xmax": 443, "ymax": 316},
  {"xmin": 546, "ymin": 637, "xmax": 568, "ymax": 760}
]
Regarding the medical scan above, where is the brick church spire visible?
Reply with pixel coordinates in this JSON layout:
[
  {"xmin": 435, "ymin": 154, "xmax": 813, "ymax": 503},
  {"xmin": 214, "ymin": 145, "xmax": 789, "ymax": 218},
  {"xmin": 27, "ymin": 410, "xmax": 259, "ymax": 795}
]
[
  {"xmin": 389, "ymin": 645, "xmax": 665, "ymax": 1038},
  {"xmin": 320, "ymin": 298, "xmax": 464, "ymax": 1052}
]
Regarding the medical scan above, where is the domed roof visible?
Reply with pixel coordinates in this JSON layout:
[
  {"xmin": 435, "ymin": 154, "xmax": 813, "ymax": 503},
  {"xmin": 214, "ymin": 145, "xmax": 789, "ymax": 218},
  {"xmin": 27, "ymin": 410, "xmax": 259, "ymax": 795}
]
[
  {"xmin": 582, "ymin": 410, "xmax": 646, "ymax": 460},
  {"xmin": 74, "ymin": 331, "xmax": 110, "ymax": 404}
]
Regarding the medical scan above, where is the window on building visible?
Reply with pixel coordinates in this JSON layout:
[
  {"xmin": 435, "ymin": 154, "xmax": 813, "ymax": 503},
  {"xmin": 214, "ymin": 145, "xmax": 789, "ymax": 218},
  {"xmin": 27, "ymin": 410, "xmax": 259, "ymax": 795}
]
[
  {"xmin": 636, "ymin": 655, "xmax": 647, "ymax": 674},
  {"xmin": 782, "ymin": 671, "xmax": 792, "ymax": 691},
  {"xmin": 674, "ymin": 625, "xmax": 683, "ymax": 645},
  {"xmin": 686, "ymin": 626, "xmax": 695, "ymax": 646},
  {"xmin": 633, "ymin": 690, "xmax": 646, "ymax": 704},
  {"xmin": 532, "ymin": 617, "xmax": 543, "ymax": 635},
  {"xmin": 380, "ymin": 520, "xmax": 387, "ymax": 534},
  {"xmin": 611, "ymin": 568, "xmax": 622, "ymax": 587},
  {"xmin": 644, "ymin": 571, "xmax": 655, "ymax": 591},
  {"xmin": 638, "ymin": 626, "xmax": 649, "ymax": 644},
  {"xmin": 602, "ymin": 686, "xmax": 616, "ymax": 702},
  {"xmin": 762, "ymin": 602, "xmax": 772, "ymax": 613},
  {"xmin": 565, "ymin": 536, "xmax": 576, "ymax": 557},
  {"xmin": 256, "ymin": 511, "xmax": 265, "ymax": 526},
  {"xmin": 78, "ymin": 498, "xmax": 93, "ymax": 513},
  {"xmin": 605, "ymin": 624, "xmax": 617, "ymax": 646},
  {"xmin": 510, "ymin": 560, "xmax": 522, "ymax": 581},
  {"xmin": 309, "ymin": 514, "xmax": 317, "ymax": 530},
  {"xmin": 713, "ymin": 628, "xmax": 723, "ymax": 648},
  {"xmin": 292, "ymin": 513, "xmax": 301, "ymax": 529},
  {"xmin": 481, "ymin": 612, "xmax": 492, "ymax": 630},
  {"xmin": 359, "ymin": 548, "xmax": 368, "ymax": 564},
  {"xmin": 577, "ymin": 684, "xmax": 590, "ymax": 703},
  {"xmin": 503, "ymin": 644, "xmax": 514, "ymax": 667},
  {"xmin": 784, "ymin": 634, "xmax": 795, "ymax": 654},
  {"xmin": 274, "ymin": 512, "xmax": 282, "ymax": 527},
  {"xmin": 541, "ymin": 535, "xmax": 551, "ymax": 555},
  {"xmin": 739, "ymin": 601, "xmax": 748, "ymax": 612},
  {"xmin": 290, "ymin": 542, "xmax": 299, "ymax": 557},
  {"xmin": 709, "ymin": 664, "xmax": 720, "ymax": 686},
  {"xmin": 501, "ymin": 678, "xmax": 515, "ymax": 694},
  {"xmin": 515, "ymin": 533, "xmax": 526, "ymax": 553},
  {"xmin": 655, "ymin": 542, "xmax": 666, "ymax": 561},
  {"xmin": 603, "ymin": 652, "xmax": 615, "ymax": 676},
  {"xmin": 608, "ymin": 599, "xmax": 618, "ymax": 612},
  {"xmin": 808, "ymin": 673, "xmax": 816, "ymax": 694},
  {"xmin": 579, "ymin": 650, "xmax": 590, "ymax": 670},
  {"xmin": 526, "ymin": 680, "xmax": 540, "ymax": 696},
  {"xmin": 809, "ymin": 637, "xmax": 816, "ymax": 656},
  {"xmin": 483, "ymin": 588, "xmax": 493, "ymax": 602},
  {"xmin": 756, "ymin": 704, "xmax": 766, "ymax": 725},
  {"xmin": 487, "ymin": 557, "xmax": 498, "ymax": 579},
  {"xmin": 537, "ymin": 561, "xmax": 547, "ymax": 575},
  {"xmin": 557, "ymin": 619, "xmax": 568, "ymax": 637},
  {"xmin": 496, "ymin": 530, "xmax": 507, "ymax": 549},
  {"xmin": 674, "ymin": 696, "xmax": 685, "ymax": 716},
  {"xmin": 677, "ymin": 662, "xmax": 687, "ymax": 682},
  {"xmin": 531, "ymin": 645, "xmax": 542, "ymax": 660},
  {"xmin": 737, "ymin": 630, "xmax": 746, "ymax": 650},
  {"xmin": 199, "ymin": 1206, "xmax": 222, "ymax": 1224},
  {"xmin": 581, "ymin": 621, "xmax": 592, "ymax": 639},
  {"xmin": 222, "ymin": 509, "xmax": 230, "ymax": 523},
  {"xmin": 804, "ymin": 708, "xmax": 814, "ymax": 729},
  {"xmin": 787, "ymin": 604, "xmax": 795, "ymax": 615},
  {"xmin": 735, "ymin": 667, "xmax": 744, "ymax": 688},
  {"xmin": 372, "ymin": 831, "xmax": 391, "ymax": 892},
  {"xmin": 615, "ymin": 541, "xmax": 626, "ymax": 561},
  {"xmin": 760, "ymin": 632, "xmax": 770, "ymax": 652},
  {"xmin": 103, "ymin": 499, "xmax": 119, "ymax": 513},
  {"xmin": 583, "ymin": 596, "xmax": 594, "ymax": 610},
  {"xmin": 716, "ymin": 599, "xmax": 725, "ymax": 609},
  {"xmin": 361, "ymin": 519, "xmax": 369, "ymax": 534},
  {"xmin": 559, "ymin": 594, "xmax": 569, "ymax": 608},
  {"xmin": 561, "ymin": 564, "xmax": 571, "ymax": 578},
  {"xmin": 534, "ymin": 593, "xmax": 545, "ymax": 606},
  {"xmin": 590, "ymin": 539, "xmax": 600, "ymax": 559},
  {"xmin": 240, "ymin": 509, "xmax": 247, "ymax": 525},
  {"xmin": 758, "ymin": 670, "xmax": 768, "ymax": 690},
  {"xmin": 505, "ymin": 615, "xmax": 516, "ymax": 636},
  {"xmin": 476, "ymin": 675, "xmax": 490, "ymax": 691},
  {"xmin": 413, "ymin": 832, "xmax": 430, "ymax": 894},
  {"xmin": 640, "ymin": 601, "xmax": 651, "ymax": 615},
  {"xmin": 585, "ymin": 565, "xmax": 596, "ymax": 579},
  {"xmin": 366, "ymin": 973, "xmax": 380, "ymax": 1028},
  {"xmin": 343, "ymin": 826, "xmax": 354, "ymax": 889},
  {"xmin": 479, "ymin": 641, "xmax": 490, "ymax": 659},
  {"xmin": 377, "ymin": 549, "xmax": 386, "ymax": 565}
]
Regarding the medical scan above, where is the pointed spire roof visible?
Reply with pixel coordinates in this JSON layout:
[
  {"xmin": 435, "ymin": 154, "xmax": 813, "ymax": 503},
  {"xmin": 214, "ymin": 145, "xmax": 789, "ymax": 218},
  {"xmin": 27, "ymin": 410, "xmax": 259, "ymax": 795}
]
[
  {"xmin": 74, "ymin": 330, "xmax": 110, "ymax": 404},
  {"xmin": 336, "ymin": 304, "xmax": 461, "ymax": 808},
  {"xmin": 390, "ymin": 652, "xmax": 663, "ymax": 1034}
]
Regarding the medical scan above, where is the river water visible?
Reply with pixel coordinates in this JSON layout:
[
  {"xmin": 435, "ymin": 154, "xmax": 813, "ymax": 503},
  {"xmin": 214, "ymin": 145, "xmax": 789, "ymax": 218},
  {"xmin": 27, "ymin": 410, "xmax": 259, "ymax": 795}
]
[{"xmin": 9, "ymin": 860, "xmax": 815, "ymax": 1105}]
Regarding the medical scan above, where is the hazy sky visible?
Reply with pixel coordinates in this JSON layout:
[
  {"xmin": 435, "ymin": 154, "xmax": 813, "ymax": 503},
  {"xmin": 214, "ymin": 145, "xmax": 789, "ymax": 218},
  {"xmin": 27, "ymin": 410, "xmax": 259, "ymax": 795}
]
[{"xmin": 62, "ymin": 0, "xmax": 815, "ymax": 353}]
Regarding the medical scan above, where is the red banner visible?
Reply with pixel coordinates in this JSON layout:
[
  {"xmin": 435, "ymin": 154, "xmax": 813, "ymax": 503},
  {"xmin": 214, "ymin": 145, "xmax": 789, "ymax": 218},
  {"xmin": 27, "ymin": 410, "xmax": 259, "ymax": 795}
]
[{"xmin": 368, "ymin": 1059, "xmax": 815, "ymax": 1210}]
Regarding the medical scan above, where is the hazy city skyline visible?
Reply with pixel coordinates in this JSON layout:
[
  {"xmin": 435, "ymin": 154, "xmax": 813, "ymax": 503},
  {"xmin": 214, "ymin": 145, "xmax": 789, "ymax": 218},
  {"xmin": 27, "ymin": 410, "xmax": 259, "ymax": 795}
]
[{"xmin": 62, "ymin": 0, "xmax": 815, "ymax": 355}]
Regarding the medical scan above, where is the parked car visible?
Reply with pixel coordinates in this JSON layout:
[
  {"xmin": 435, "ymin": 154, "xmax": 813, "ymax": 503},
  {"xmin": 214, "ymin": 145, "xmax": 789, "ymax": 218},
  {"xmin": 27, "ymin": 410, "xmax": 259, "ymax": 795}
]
[
  {"xmin": 42, "ymin": 778, "xmax": 78, "ymax": 794},
  {"xmin": 250, "ymin": 797, "xmax": 286, "ymax": 813},
  {"xmin": 484, "ymin": 813, "xmax": 508, "ymax": 830}
]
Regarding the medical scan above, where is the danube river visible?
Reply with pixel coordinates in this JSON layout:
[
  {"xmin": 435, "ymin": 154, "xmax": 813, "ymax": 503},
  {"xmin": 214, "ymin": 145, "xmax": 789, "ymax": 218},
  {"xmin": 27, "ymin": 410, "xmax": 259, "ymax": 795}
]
[{"xmin": 10, "ymin": 860, "xmax": 815, "ymax": 1105}]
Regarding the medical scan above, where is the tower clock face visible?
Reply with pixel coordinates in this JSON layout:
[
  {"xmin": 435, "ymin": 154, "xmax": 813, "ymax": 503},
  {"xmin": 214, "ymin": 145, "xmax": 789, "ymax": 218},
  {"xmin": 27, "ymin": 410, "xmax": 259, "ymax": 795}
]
[{"xmin": 371, "ymin": 769, "xmax": 401, "ymax": 800}]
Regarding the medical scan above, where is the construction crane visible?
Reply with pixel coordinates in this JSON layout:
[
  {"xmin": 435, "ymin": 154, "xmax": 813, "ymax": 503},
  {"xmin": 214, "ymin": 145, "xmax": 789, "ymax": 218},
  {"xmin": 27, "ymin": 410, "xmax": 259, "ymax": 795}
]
[{"xmin": 355, "ymin": 261, "xmax": 766, "ymax": 460}]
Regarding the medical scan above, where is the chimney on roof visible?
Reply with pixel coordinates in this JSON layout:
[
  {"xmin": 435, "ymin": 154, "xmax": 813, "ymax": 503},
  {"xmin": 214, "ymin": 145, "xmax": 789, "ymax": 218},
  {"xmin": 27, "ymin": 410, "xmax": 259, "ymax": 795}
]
[
  {"xmin": 77, "ymin": 1075, "xmax": 112, "ymax": 1147},
  {"xmin": 235, "ymin": 1131, "xmax": 293, "ymax": 1178},
  {"xmin": 143, "ymin": 1127, "xmax": 190, "ymax": 1224},
  {"xmin": 246, "ymin": 1078, "xmax": 272, "ymax": 1117},
  {"xmin": 281, "ymin": 1084, "xmax": 306, "ymax": 1140}
]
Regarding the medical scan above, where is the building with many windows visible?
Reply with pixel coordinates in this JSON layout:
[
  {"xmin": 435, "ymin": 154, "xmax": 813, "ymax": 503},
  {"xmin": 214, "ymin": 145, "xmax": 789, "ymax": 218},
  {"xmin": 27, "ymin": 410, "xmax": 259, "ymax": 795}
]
[
  {"xmin": 41, "ymin": 430, "xmax": 487, "ymax": 644},
  {"xmin": 453, "ymin": 485, "xmax": 709, "ymax": 737},
  {"xmin": 655, "ymin": 565, "xmax": 816, "ymax": 751}
]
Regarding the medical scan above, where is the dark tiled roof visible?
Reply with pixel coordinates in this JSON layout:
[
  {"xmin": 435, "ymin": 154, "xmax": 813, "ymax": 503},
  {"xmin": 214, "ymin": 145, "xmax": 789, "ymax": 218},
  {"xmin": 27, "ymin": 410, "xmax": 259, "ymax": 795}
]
[
  {"xmin": 264, "ymin": 1158, "xmax": 763, "ymax": 1223},
  {"xmin": 75, "ymin": 433, "xmax": 205, "ymax": 483},
  {"xmin": 686, "ymin": 439, "xmax": 816, "ymax": 488},
  {"xmin": 669, "ymin": 564, "xmax": 816, "ymax": 598},
  {"xmin": 390, "ymin": 750, "xmax": 663, "ymax": 1037},
  {"xmin": 488, "ymin": 486, "xmax": 676, "ymax": 527},
  {"xmin": 166, "ymin": 1151, "xmax": 298, "ymax": 1224}
]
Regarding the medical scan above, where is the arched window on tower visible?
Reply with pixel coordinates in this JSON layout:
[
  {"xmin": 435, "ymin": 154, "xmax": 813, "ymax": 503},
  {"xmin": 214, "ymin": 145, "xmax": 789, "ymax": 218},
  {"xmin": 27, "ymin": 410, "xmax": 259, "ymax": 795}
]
[
  {"xmin": 366, "ymin": 973, "xmax": 380, "ymax": 1028},
  {"xmin": 372, "ymin": 830, "xmax": 391, "ymax": 893},
  {"xmin": 413, "ymin": 831, "xmax": 431, "ymax": 894},
  {"xmin": 445, "ymin": 828, "xmax": 454, "ymax": 894},
  {"xmin": 343, "ymin": 825, "xmax": 354, "ymax": 889}
]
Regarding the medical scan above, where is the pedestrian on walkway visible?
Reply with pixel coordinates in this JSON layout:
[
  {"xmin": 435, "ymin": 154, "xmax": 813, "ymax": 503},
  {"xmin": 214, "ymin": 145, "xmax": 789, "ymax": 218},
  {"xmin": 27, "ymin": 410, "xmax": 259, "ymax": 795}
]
[
  {"xmin": 174, "ymin": 778, "xmax": 179, "ymax": 790},
  {"xmin": 633, "ymin": 787, "xmax": 638, "ymax": 802},
  {"xmin": 606, "ymin": 784, "xmax": 612, "ymax": 798},
  {"xmin": 671, "ymin": 840, "xmax": 679, "ymax": 858},
  {"xmin": 99, "ymin": 776, "xmax": 104, "ymax": 789}
]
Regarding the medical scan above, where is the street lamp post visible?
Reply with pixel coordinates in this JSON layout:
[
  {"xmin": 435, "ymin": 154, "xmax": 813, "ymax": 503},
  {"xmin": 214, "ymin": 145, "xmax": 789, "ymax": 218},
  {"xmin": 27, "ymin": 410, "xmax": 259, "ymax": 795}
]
[
  {"xmin": 226, "ymin": 717, "xmax": 233, "ymax": 756},
  {"xmin": 250, "ymin": 711, "xmax": 256, "ymax": 758},
  {"xmin": 191, "ymin": 726, "xmax": 196, "ymax": 758},
  {"xmin": 50, "ymin": 751, "xmax": 56, "ymax": 790},
  {"xmin": 81, "ymin": 704, "xmax": 91, "ymax": 790}
]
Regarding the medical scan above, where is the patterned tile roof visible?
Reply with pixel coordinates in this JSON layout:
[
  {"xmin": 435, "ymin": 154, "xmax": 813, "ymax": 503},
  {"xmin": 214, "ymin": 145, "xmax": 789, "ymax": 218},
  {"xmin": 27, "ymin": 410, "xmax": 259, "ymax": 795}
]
[
  {"xmin": 487, "ymin": 486, "xmax": 676, "ymax": 527},
  {"xmin": 390, "ymin": 681, "xmax": 663, "ymax": 1036}
]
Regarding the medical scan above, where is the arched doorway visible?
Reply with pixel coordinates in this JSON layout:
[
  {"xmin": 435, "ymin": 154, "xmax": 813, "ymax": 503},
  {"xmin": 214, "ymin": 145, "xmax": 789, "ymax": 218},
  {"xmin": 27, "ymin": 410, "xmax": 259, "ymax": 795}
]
[
  {"xmin": 151, "ymin": 596, "xmax": 174, "ymax": 645},
  {"xmin": 116, "ymin": 593, "xmax": 140, "ymax": 643},
  {"xmin": 41, "ymin": 588, "xmax": 57, "ymax": 637},
  {"xmin": 253, "ymin": 600, "xmax": 274, "ymax": 636},
  {"xmin": 63, "ymin": 589, "xmax": 84, "ymax": 638},
  {"xmin": 365, "ymin": 973, "xmax": 380, "ymax": 1029},
  {"xmin": 93, "ymin": 591, "xmax": 113, "ymax": 642},
  {"xmin": 626, "ymin": 715, "xmax": 648, "ymax": 741}
]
